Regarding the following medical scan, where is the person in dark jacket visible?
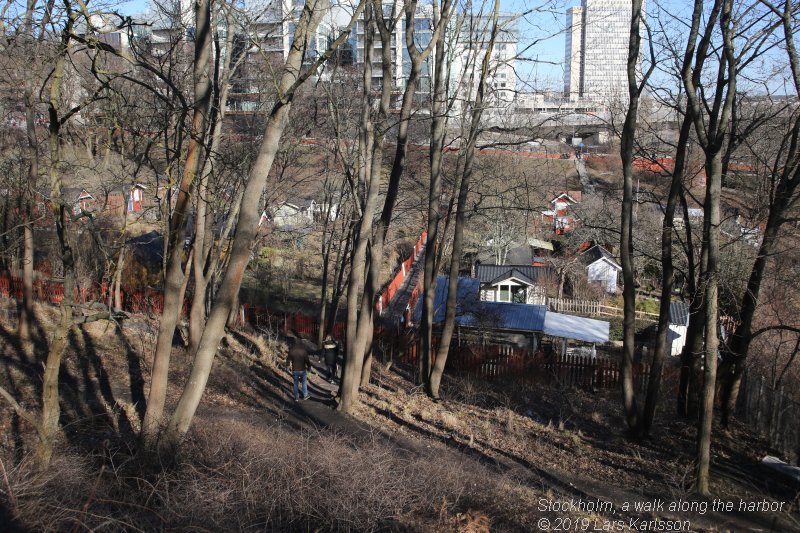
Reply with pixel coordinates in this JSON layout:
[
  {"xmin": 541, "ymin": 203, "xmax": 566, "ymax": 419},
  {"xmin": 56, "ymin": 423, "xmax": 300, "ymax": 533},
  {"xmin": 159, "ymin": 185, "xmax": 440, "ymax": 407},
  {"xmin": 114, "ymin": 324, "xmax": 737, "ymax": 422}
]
[
  {"xmin": 287, "ymin": 337, "xmax": 312, "ymax": 401},
  {"xmin": 321, "ymin": 335, "xmax": 339, "ymax": 383}
]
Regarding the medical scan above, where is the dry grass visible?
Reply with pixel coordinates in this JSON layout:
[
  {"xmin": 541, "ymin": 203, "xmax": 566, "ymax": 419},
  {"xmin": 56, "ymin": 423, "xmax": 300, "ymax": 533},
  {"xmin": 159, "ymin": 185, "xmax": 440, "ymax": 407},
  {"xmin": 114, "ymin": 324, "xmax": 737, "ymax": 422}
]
[
  {"xmin": 1, "ymin": 310, "xmax": 798, "ymax": 531},
  {"xmin": 1, "ymin": 418, "xmax": 539, "ymax": 531}
]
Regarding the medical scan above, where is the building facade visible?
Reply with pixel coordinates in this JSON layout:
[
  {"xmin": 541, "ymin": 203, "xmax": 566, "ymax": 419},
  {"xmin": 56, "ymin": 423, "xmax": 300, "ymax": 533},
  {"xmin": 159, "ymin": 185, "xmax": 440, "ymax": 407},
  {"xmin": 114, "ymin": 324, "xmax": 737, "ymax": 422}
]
[{"xmin": 564, "ymin": 0, "xmax": 642, "ymax": 103}]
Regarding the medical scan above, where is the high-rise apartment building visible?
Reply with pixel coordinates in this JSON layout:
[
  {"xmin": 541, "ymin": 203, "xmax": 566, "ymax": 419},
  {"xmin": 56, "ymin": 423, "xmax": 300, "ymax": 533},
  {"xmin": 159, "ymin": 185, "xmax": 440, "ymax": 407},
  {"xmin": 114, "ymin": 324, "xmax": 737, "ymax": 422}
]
[
  {"xmin": 564, "ymin": 6, "xmax": 583, "ymax": 100},
  {"xmin": 564, "ymin": 0, "xmax": 640, "ymax": 103}
]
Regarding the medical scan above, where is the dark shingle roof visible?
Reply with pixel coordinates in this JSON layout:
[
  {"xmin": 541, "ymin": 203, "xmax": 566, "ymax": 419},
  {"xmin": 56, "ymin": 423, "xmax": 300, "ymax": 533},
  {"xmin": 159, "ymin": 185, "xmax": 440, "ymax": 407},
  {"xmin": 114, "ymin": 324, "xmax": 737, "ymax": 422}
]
[
  {"xmin": 581, "ymin": 245, "xmax": 620, "ymax": 269},
  {"xmin": 488, "ymin": 268, "xmax": 536, "ymax": 286},
  {"xmin": 474, "ymin": 264, "xmax": 550, "ymax": 284}
]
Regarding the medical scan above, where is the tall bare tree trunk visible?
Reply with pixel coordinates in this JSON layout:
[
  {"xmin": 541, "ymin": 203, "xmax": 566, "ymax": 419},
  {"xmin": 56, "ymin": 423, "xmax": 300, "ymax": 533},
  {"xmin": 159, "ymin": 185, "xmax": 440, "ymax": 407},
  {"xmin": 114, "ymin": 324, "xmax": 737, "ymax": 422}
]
[
  {"xmin": 618, "ymin": 0, "xmax": 649, "ymax": 433},
  {"xmin": 427, "ymin": 0, "xmax": 491, "ymax": 399},
  {"xmin": 163, "ymin": 0, "xmax": 353, "ymax": 444},
  {"xmin": 188, "ymin": 9, "xmax": 241, "ymax": 353},
  {"xmin": 680, "ymin": 0, "xmax": 736, "ymax": 495},
  {"xmin": 339, "ymin": 2, "xmax": 379, "ymax": 414},
  {"xmin": 640, "ymin": 111, "xmax": 693, "ymax": 435},
  {"xmin": 18, "ymin": 0, "xmax": 39, "ymax": 348},
  {"xmin": 143, "ymin": 0, "xmax": 213, "ymax": 447},
  {"xmin": 37, "ymin": 10, "xmax": 76, "ymax": 468}
]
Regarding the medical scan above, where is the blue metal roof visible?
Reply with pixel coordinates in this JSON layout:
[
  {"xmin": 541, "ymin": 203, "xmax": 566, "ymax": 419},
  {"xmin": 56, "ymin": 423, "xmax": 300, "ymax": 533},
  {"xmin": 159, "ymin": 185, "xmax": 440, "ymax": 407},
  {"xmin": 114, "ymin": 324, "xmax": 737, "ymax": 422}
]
[{"xmin": 412, "ymin": 276, "xmax": 546, "ymax": 333}]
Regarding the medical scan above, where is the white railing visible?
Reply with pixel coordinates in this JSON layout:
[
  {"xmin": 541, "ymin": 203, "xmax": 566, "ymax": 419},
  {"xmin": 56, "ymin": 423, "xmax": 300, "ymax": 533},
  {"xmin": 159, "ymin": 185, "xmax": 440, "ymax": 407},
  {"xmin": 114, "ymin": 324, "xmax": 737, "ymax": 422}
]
[{"xmin": 547, "ymin": 297, "xmax": 600, "ymax": 315}]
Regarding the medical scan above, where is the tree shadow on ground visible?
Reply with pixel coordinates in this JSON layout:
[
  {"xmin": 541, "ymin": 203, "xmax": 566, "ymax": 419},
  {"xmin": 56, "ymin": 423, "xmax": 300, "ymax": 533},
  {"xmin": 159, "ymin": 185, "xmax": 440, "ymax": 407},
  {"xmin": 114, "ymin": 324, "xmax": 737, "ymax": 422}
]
[
  {"xmin": 114, "ymin": 324, "xmax": 146, "ymax": 422},
  {"xmin": 353, "ymin": 362, "xmax": 800, "ymax": 532}
]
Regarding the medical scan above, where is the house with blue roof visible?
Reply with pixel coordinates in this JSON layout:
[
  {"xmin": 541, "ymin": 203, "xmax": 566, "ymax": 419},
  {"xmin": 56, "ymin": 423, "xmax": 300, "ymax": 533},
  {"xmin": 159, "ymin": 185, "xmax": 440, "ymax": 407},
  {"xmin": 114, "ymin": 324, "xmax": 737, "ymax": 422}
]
[{"xmin": 413, "ymin": 276, "xmax": 610, "ymax": 352}]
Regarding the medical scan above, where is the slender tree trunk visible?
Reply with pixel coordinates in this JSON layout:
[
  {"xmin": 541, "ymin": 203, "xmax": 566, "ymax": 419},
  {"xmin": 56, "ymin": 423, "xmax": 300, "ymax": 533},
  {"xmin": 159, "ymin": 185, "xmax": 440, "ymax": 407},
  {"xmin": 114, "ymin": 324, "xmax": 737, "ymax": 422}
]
[
  {"xmin": 618, "ymin": 0, "xmax": 649, "ymax": 433},
  {"xmin": 113, "ymin": 245, "xmax": 125, "ymax": 311},
  {"xmin": 680, "ymin": 0, "xmax": 735, "ymax": 495},
  {"xmin": 640, "ymin": 112, "xmax": 693, "ymax": 436},
  {"xmin": 696, "ymin": 151, "xmax": 723, "ymax": 496},
  {"xmin": 37, "ymin": 12, "xmax": 76, "ymax": 468},
  {"xmin": 163, "ymin": 0, "xmax": 348, "ymax": 445},
  {"xmin": 143, "ymin": 0, "xmax": 213, "ymax": 447},
  {"xmin": 326, "ymin": 224, "xmax": 351, "ymax": 338},
  {"xmin": 427, "ymin": 0, "xmax": 491, "ymax": 399},
  {"xmin": 339, "ymin": 3, "xmax": 378, "ymax": 414},
  {"xmin": 19, "ymin": 0, "xmax": 39, "ymax": 347},
  {"xmin": 19, "ymin": 219, "xmax": 35, "ymax": 344}
]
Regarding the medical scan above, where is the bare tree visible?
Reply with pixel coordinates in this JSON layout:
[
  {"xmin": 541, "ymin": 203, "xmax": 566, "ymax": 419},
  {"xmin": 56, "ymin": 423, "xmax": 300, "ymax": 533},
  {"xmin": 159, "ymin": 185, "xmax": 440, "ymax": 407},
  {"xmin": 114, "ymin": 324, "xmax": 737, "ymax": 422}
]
[
  {"xmin": 142, "ymin": 0, "xmax": 214, "ymax": 447},
  {"xmin": 161, "ymin": 0, "xmax": 363, "ymax": 447},
  {"xmin": 424, "ymin": 0, "xmax": 500, "ymax": 399},
  {"xmin": 718, "ymin": 0, "xmax": 800, "ymax": 427}
]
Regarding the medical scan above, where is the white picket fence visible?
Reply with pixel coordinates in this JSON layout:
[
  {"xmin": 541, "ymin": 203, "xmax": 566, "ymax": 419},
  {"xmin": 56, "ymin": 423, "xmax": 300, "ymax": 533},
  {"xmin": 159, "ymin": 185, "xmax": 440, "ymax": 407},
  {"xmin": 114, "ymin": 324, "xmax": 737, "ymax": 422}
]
[
  {"xmin": 547, "ymin": 297, "xmax": 659, "ymax": 321},
  {"xmin": 547, "ymin": 297, "xmax": 600, "ymax": 315}
]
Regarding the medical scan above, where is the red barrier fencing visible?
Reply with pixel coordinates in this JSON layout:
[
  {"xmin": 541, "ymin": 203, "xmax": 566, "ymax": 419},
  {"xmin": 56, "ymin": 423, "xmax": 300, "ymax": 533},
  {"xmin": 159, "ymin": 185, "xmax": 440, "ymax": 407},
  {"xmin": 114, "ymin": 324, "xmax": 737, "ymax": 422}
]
[
  {"xmin": 376, "ymin": 231, "xmax": 427, "ymax": 314},
  {"xmin": 243, "ymin": 304, "xmax": 346, "ymax": 341},
  {"xmin": 0, "ymin": 275, "xmax": 189, "ymax": 317},
  {"xmin": 0, "ymin": 275, "xmax": 107, "ymax": 306}
]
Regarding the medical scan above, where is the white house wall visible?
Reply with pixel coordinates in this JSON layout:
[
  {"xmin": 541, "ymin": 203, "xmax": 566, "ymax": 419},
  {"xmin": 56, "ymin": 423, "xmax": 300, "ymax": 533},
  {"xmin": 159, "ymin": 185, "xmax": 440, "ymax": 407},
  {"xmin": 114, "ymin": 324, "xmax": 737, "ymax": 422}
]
[
  {"xmin": 668, "ymin": 324, "xmax": 687, "ymax": 356},
  {"xmin": 587, "ymin": 259, "xmax": 618, "ymax": 294}
]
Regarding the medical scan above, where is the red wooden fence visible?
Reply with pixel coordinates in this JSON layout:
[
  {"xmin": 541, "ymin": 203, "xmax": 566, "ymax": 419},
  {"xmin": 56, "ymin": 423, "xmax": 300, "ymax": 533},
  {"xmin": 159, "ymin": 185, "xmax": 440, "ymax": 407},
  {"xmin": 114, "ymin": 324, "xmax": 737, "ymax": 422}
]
[
  {"xmin": 385, "ymin": 335, "xmax": 679, "ymax": 393},
  {"xmin": 0, "ymin": 275, "xmax": 186, "ymax": 317}
]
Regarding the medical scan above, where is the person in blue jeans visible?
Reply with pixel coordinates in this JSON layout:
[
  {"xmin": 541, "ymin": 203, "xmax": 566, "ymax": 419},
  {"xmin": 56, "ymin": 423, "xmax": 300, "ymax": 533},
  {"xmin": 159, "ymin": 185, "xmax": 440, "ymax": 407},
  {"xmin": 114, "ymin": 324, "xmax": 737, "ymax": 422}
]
[{"xmin": 287, "ymin": 337, "xmax": 312, "ymax": 401}]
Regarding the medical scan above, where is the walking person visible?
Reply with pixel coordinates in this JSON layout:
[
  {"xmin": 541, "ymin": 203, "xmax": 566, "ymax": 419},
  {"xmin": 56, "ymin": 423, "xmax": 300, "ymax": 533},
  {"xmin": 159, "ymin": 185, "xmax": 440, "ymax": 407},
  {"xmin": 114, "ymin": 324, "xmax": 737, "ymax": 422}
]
[
  {"xmin": 287, "ymin": 337, "xmax": 312, "ymax": 401},
  {"xmin": 322, "ymin": 335, "xmax": 339, "ymax": 384}
]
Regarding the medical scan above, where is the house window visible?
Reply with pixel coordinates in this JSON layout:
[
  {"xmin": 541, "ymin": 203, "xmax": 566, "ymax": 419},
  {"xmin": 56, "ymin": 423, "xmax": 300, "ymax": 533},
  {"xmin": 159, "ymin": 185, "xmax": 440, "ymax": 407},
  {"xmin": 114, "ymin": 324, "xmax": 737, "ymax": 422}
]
[{"xmin": 498, "ymin": 285, "xmax": 510, "ymax": 302}]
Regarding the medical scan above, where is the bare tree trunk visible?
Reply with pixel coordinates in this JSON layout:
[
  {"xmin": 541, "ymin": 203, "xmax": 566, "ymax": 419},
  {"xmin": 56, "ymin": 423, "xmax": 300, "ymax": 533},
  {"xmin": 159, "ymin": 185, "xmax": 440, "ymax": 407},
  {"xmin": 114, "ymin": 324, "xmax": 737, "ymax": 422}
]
[
  {"xmin": 143, "ymin": 0, "xmax": 213, "ymax": 447},
  {"xmin": 427, "ymin": 0, "xmax": 491, "ymax": 399},
  {"xmin": 37, "ymin": 11, "xmax": 76, "ymax": 468},
  {"xmin": 680, "ymin": 0, "xmax": 736, "ymax": 495},
  {"xmin": 326, "ymin": 223, "xmax": 351, "ymax": 338},
  {"xmin": 113, "ymin": 245, "xmax": 125, "ymax": 311},
  {"xmin": 640, "ymin": 111, "xmax": 693, "ymax": 436},
  {"xmin": 696, "ymin": 152, "xmax": 723, "ymax": 496},
  {"xmin": 339, "ymin": 3, "xmax": 379, "ymax": 414},
  {"xmin": 618, "ymin": 0, "xmax": 650, "ymax": 433},
  {"xmin": 19, "ymin": 0, "xmax": 39, "ymax": 348},
  {"xmin": 347, "ymin": 0, "xmax": 447, "ymax": 396},
  {"xmin": 19, "ymin": 218, "xmax": 34, "ymax": 344},
  {"xmin": 163, "ymin": 0, "xmax": 353, "ymax": 445},
  {"xmin": 188, "ymin": 8, "xmax": 241, "ymax": 353}
]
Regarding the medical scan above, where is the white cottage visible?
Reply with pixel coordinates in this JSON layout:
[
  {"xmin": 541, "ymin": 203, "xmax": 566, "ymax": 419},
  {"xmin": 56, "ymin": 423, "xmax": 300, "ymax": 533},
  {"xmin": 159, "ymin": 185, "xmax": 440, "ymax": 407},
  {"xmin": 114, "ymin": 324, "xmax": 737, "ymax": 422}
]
[
  {"xmin": 474, "ymin": 265, "xmax": 549, "ymax": 305},
  {"xmin": 582, "ymin": 244, "xmax": 622, "ymax": 294}
]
